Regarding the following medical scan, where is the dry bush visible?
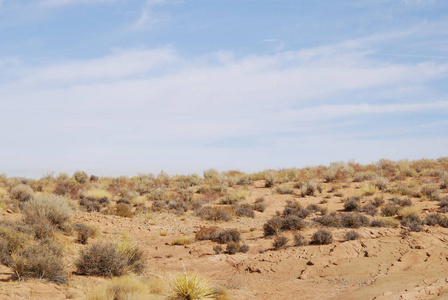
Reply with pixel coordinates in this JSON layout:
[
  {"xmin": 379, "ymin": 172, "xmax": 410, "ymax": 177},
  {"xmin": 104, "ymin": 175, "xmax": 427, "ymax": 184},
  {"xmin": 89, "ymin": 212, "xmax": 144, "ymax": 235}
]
[
  {"xmin": 171, "ymin": 271, "xmax": 216, "ymax": 300},
  {"xmin": 353, "ymin": 171, "xmax": 377, "ymax": 182},
  {"xmin": 371, "ymin": 197, "xmax": 385, "ymax": 207},
  {"xmin": 381, "ymin": 204, "xmax": 400, "ymax": 217},
  {"xmin": 73, "ymin": 170, "xmax": 89, "ymax": 184},
  {"xmin": 233, "ymin": 204, "xmax": 255, "ymax": 218},
  {"xmin": 253, "ymin": 201, "xmax": 266, "ymax": 213},
  {"xmin": 80, "ymin": 196, "xmax": 110, "ymax": 212},
  {"xmin": 375, "ymin": 217, "xmax": 400, "ymax": 228},
  {"xmin": 363, "ymin": 204, "xmax": 378, "ymax": 216},
  {"xmin": 421, "ymin": 184, "xmax": 440, "ymax": 200},
  {"xmin": 343, "ymin": 196, "xmax": 361, "ymax": 212},
  {"xmin": 370, "ymin": 219, "xmax": 386, "ymax": 227},
  {"xmin": 22, "ymin": 194, "xmax": 72, "ymax": 228},
  {"xmin": 344, "ymin": 230, "xmax": 361, "ymax": 241},
  {"xmin": 272, "ymin": 235, "xmax": 289, "ymax": 249},
  {"xmin": 10, "ymin": 184, "xmax": 33, "ymax": 202},
  {"xmin": 75, "ymin": 223, "xmax": 97, "ymax": 244},
  {"xmin": 116, "ymin": 237, "xmax": 146, "ymax": 274},
  {"xmin": 393, "ymin": 184, "xmax": 412, "ymax": 196},
  {"xmin": 311, "ymin": 229, "xmax": 333, "ymax": 245},
  {"xmin": 264, "ymin": 171, "xmax": 279, "ymax": 188},
  {"xmin": 213, "ymin": 245, "xmax": 223, "ymax": 254},
  {"xmin": 398, "ymin": 206, "xmax": 421, "ymax": 219},
  {"xmin": 391, "ymin": 197, "xmax": 413, "ymax": 207},
  {"xmin": 220, "ymin": 189, "xmax": 250, "ymax": 205},
  {"xmin": 263, "ymin": 216, "xmax": 284, "ymax": 236},
  {"xmin": 400, "ymin": 213, "xmax": 422, "ymax": 232},
  {"xmin": 300, "ymin": 179, "xmax": 320, "ymax": 197},
  {"xmin": 30, "ymin": 218, "xmax": 55, "ymax": 240},
  {"xmin": 197, "ymin": 207, "xmax": 234, "ymax": 222},
  {"xmin": 275, "ymin": 185, "xmax": 295, "ymax": 195},
  {"xmin": 283, "ymin": 200, "xmax": 311, "ymax": 218},
  {"xmin": 440, "ymin": 172, "xmax": 448, "ymax": 189},
  {"xmin": 82, "ymin": 189, "xmax": 112, "ymax": 201},
  {"xmin": 215, "ymin": 229, "xmax": 241, "ymax": 244},
  {"xmin": 114, "ymin": 203, "xmax": 134, "ymax": 218},
  {"xmin": 147, "ymin": 187, "xmax": 172, "ymax": 202},
  {"xmin": 54, "ymin": 179, "xmax": 78, "ymax": 196},
  {"xmin": 225, "ymin": 241, "xmax": 249, "ymax": 255},
  {"xmin": 12, "ymin": 239, "xmax": 66, "ymax": 283},
  {"xmin": 195, "ymin": 227, "xmax": 222, "ymax": 241},
  {"xmin": 0, "ymin": 223, "xmax": 30, "ymax": 266},
  {"xmin": 76, "ymin": 242, "xmax": 128, "ymax": 277},
  {"xmin": 340, "ymin": 213, "xmax": 370, "ymax": 228},
  {"xmin": 315, "ymin": 212, "xmax": 341, "ymax": 227},
  {"xmin": 293, "ymin": 233, "xmax": 309, "ymax": 246},
  {"xmin": 281, "ymin": 215, "xmax": 307, "ymax": 231},
  {"xmin": 424, "ymin": 213, "xmax": 448, "ymax": 227},
  {"xmin": 374, "ymin": 176, "xmax": 390, "ymax": 190}
]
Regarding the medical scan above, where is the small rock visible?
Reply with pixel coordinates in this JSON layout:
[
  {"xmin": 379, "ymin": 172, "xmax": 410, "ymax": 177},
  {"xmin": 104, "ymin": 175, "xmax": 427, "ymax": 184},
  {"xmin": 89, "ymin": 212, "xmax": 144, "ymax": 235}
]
[{"xmin": 6, "ymin": 209, "xmax": 12, "ymax": 214}]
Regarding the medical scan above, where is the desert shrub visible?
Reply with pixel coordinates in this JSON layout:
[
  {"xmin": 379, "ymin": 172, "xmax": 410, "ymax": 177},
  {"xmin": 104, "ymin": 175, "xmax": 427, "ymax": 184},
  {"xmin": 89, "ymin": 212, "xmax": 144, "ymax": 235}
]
[
  {"xmin": 195, "ymin": 227, "xmax": 222, "ymax": 241},
  {"xmin": 381, "ymin": 204, "xmax": 400, "ymax": 217},
  {"xmin": 116, "ymin": 238, "xmax": 146, "ymax": 274},
  {"xmin": 424, "ymin": 213, "xmax": 445, "ymax": 226},
  {"xmin": 225, "ymin": 241, "xmax": 248, "ymax": 255},
  {"xmin": 311, "ymin": 229, "xmax": 333, "ymax": 245},
  {"xmin": 0, "ymin": 224, "xmax": 30, "ymax": 266},
  {"xmin": 253, "ymin": 201, "xmax": 266, "ymax": 213},
  {"xmin": 171, "ymin": 272, "xmax": 216, "ymax": 299},
  {"xmin": 213, "ymin": 245, "xmax": 223, "ymax": 254},
  {"xmin": 272, "ymin": 235, "xmax": 289, "ymax": 249},
  {"xmin": 363, "ymin": 204, "xmax": 378, "ymax": 216},
  {"xmin": 263, "ymin": 216, "xmax": 283, "ymax": 236},
  {"xmin": 398, "ymin": 206, "xmax": 421, "ymax": 219},
  {"xmin": 440, "ymin": 172, "xmax": 448, "ymax": 189},
  {"xmin": 171, "ymin": 237, "xmax": 195, "ymax": 246},
  {"xmin": 293, "ymin": 233, "xmax": 309, "ymax": 246},
  {"xmin": 340, "ymin": 213, "xmax": 370, "ymax": 228},
  {"xmin": 315, "ymin": 212, "xmax": 341, "ymax": 227},
  {"xmin": 343, "ymin": 196, "xmax": 361, "ymax": 212},
  {"xmin": 54, "ymin": 179, "xmax": 78, "ymax": 196},
  {"xmin": 147, "ymin": 188, "xmax": 171, "ymax": 202},
  {"xmin": 10, "ymin": 184, "xmax": 33, "ymax": 202},
  {"xmin": 12, "ymin": 239, "xmax": 66, "ymax": 283},
  {"xmin": 80, "ymin": 197, "xmax": 110, "ymax": 212},
  {"xmin": 370, "ymin": 219, "xmax": 386, "ymax": 227},
  {"xmin": 216, "ymin": 229, "xmax": 241, "ymax": 244},
  {"xmin": 344, "ymin": 230, "xmax": 360, "ymax": 241},
  {"xmin": 371, "ymin": 197, "xmax": 385, "ymax": 207},
  {"xmin": 75, "ymin": 223, "xmax": 97, "ymax": 244},
  {"xmin": 283, "ymin": 200, "xmax": 311, "ymax": 218},
  {"xmin": 197, "ymin": 207, "xmax": 234, "ymax": 222},
  {"xmin": 264, "ymin": 171, "xmax": 278, "ymax": 188},
  {"xmin": 306, "ymin": 204, "xmax": 321, "ymax": 212},
  {"xmin": 360, "ymin": 184, "xmax": 378, "ymax": 196},
  {"xmin": 275, "ymin": 185, "xmax": 295, "ymax": 195},
  {"xmin": 30, "ymin": 218, "xmax": 55, "ymax": 240},
  {"xmin": 76, "ymin": 242, "xmax": 128, "ymax": 277},
  {"xmin": 220, "ymin": 189, "xmax": 250, "ymax": 205},
  {"xmin": 237, "ymin": 175, "xmax": 253, "ymax": 186},
  {"xmin": 114, "ymin": 203, "xmax": 134, "ymax": 218},
  {"xmin": 400, "ymin": 213, "xmax": 422, "ymax": 232},
  {"xmin": 394, "ymin": 184, "xmax": 412, "ymax": 196},
  {"xmin": 281, "ymin": 215, "xmax": 307, "ymax": 231},
  {"xmin": 82, "ymin": 189, "xmax": 112, "ymax": 201},
  {"xmin": 374, "ymin": 176, "xmax": 390, "ymax": 190},
  {"xmin": 375, "ymin": 217, "xmax": 400, "ymax": 228},
  {"xmin": 168, "ymin": 200, "xmax": 190, "ymax": 215},
  {"xmin": 421, "ymin": 184, "xmax": 440, "ymax": 200},
  {"xmin": 234, "ymin": 204, "xmax": 255, "ymax": 218},
  {"xmin": 73, "ymin": 170, "xmax": 89, "ymax": 184},
  {"xmin": 439, "ymin": 197, "xmax": 448, "ymax": 213},
  {"xmin": 300, "ymin": 179, "xmax": 320, "ymax": 197},
  {"xmin": 151, "ymin": 200, "xmax": 167, "ymax": 212},
  {"xmin": 353, "ymin": 171, "xmax": 377, "ymax": 182},
  {"xmin": 22, "ymin": 194, "xmax": 72, "ymax": 228}
]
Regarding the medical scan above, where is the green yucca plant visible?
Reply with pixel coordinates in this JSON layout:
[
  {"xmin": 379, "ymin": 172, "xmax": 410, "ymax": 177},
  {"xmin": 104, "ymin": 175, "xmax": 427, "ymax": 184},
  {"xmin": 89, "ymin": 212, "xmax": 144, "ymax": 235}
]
[{"xmin": 171, "ymin": 271, "xmax": 216, "ymax": 300}]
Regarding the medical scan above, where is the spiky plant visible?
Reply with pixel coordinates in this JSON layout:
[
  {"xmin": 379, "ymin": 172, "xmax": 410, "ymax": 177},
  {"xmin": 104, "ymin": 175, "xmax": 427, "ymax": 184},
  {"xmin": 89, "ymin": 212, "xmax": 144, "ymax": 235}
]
[{"xmin": 171, "ymin": 271, "xmax": 216, "ymax": 300}]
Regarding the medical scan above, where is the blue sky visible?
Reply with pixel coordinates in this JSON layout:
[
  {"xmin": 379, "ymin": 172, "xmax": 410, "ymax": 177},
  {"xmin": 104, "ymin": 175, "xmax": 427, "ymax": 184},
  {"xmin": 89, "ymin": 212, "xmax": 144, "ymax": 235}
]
[{"xmin": 0, "ymin": 0, "xmax": 447, "ymax": 178}]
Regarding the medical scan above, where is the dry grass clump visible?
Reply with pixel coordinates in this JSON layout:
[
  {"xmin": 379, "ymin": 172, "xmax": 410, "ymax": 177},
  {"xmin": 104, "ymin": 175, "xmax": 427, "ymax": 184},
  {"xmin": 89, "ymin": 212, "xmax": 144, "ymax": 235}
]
[
  {"xmin": 398, "ymin": 206, "xmax": 421, "ymax": 218},
  {"xmin": 363, "ymin": 204, "xmax": 378, "ymax": 216},
  {"xmin": 12, "ymin": 238, "xmax": 66, "ymax": 283},
  {"xmin": 22, "ymin": 194, "xmax": 72, "ymax": 228},
  {"xmin": 272, "ymin": 235, "xmax": 289, "ymax": 249},
  {"xmin": 421, "ymin": 184, "xmax": 440, "ymax": 200},
  {"xmin": 264, "ymin": 170, "xmax": 279, "ymax": 188},
  {"xmin": 344, "ymin": 230, "xmax": 361, "ymax": 241},
  {"xmin": 88, "ymin": 275, "xmax": 165, "ymax": 300},
  {"xmin": 220, "ymin": 189, "xmax": 251, "ymax": 205},
  {"xmin": 353, "ymin": 171, "xmax": 377, "ymax": 182},
  {"xmin": 82, "ymin": 188, "xmax": 112, "ymax": 200},
  {"xmin": 10, "ymin": 184, "xmax": 34, "ymax": 202},
  {"xmin": 171, "ymin": 271, "xmax": 217, "ymax": 300},
  {"xmin": 233, "ymin": 203, "xmax": 255, "ymax": 218},
  {"xmin": 75, "ymin": 223, "xmax": 97, "ymax": 244},
  {"xmin": 311, "ymin": 229, "xmax": 333, "ymax": 245},
  {"xmin": 0, "ymin": 186, "xmax": 7, "ymax": 198},
  {"xmin": 374, "ymin": 217, "xmax": 400, "ymax": 228},
  {"xmin": 114, "ymin": 202, "xmax": 134, "ymax": 218},
  {"xmin": 360, "ymin": 184, "xmax": 378, "ymax": 196},
  {"xmin": 0, "ymin": 222, "xmax": 30, "ymax": 266}
]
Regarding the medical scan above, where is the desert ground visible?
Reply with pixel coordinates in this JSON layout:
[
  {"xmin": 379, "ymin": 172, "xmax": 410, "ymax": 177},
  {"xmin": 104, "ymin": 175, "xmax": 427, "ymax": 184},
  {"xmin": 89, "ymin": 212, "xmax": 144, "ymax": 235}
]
[{"xmin": 1, "ymin": 158, "xmax": 448, "ymax": 299}]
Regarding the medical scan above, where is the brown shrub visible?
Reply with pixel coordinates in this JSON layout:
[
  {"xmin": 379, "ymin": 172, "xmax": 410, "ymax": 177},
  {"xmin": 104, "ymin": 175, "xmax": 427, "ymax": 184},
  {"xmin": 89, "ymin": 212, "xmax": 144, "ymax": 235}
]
[
  {"xmin": 22, "ymin": 194, "xmax": 72, "ymax": 228},
  {"xmin": 272, "ymin": 235, "xmax": 289, "ymax": 249},
  {"xmin": 197, "ymin": 207, "xmax": 234, "ymax": 222},
  {"xmin": 114, "ymin": 203, "xmax": 134, "ymax": 218},
  {"xmin": 381, "ymin": 204, "xmax": 400, "ymax": 216},
  {"xmin": 75, "ymin": 223, "xmax": 97, "ymax": 245},
  {"xmin": 10, "ymin": 184, "xmax": 33, "ymax": 202},
  {"xmin": 75, "ymin": 242, "xmax": 127, "ymax": 277},
  {"xmin": 195, "ymin": 227, "xmax": 222, "ymax": 241},
  {"xmin": 311, "ymin": 229, "xmax": 333, "ymax": 245},
  {"xmin": 344, "ymin": 230, "xmax": 360, "ymax": 241},
  {"xmin": 293, "ymin": 233, "xmax": 309, "ymax": 246},
  {"xmin": 263, "ymin": 216, "xmax": 283, "ymax": 236},
  {"xmin": 216, "ymin": 229, "xmax": 241, "ymax": 244}
]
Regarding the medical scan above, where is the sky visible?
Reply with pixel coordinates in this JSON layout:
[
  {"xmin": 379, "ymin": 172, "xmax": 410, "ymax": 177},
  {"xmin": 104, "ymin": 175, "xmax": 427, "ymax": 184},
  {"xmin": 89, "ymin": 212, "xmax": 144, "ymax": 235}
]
[{"xmin": 0, "ymin": 0, "xmax": 447, "ymax": 178}]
